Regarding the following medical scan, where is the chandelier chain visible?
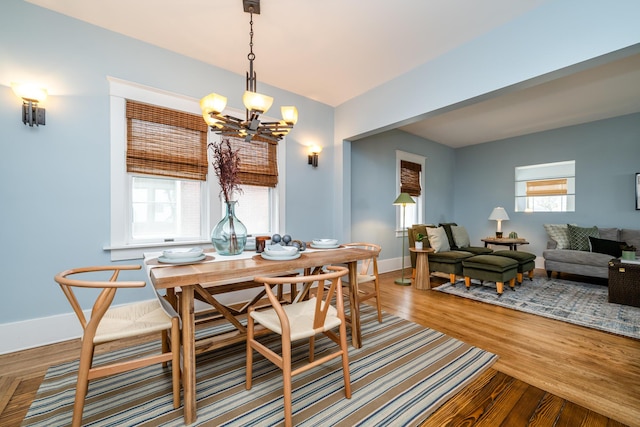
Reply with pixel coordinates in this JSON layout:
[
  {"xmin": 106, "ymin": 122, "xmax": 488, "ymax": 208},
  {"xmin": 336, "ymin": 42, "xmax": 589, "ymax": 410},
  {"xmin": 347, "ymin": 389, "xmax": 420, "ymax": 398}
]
[{"xmin": 247, "ymin": 9, "xmax": 255, "ymax": 61}]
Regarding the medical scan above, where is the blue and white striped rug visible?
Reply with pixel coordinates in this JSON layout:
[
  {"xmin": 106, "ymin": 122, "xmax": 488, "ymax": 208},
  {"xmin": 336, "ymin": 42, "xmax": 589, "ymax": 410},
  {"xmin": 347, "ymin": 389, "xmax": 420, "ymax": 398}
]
[{"xmin": 23, "ymin": 306, "xmax": 497, "ymax": 426}]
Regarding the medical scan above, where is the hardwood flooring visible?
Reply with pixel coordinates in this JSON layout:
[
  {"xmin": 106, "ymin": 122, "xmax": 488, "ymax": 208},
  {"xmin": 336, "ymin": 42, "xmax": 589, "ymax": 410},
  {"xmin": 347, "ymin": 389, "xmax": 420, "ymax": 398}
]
[{"xmin": 1, "ymin": 269, "xmax": 638, "ymax": 426}]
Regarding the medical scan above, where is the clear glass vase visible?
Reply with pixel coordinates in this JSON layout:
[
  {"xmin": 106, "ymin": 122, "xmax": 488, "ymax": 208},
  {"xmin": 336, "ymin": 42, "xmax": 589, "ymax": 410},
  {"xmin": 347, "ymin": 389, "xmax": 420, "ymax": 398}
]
[{"xmin": 211, "ymin": 201, "xmax": 247, "ymax": 255}]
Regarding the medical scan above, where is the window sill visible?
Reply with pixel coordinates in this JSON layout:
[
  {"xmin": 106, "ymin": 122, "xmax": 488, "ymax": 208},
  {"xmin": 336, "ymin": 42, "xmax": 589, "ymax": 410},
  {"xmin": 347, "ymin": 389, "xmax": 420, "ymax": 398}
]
[{"xmin": 104, "ymin": 240, "xmax": 211, "ymax": 261}]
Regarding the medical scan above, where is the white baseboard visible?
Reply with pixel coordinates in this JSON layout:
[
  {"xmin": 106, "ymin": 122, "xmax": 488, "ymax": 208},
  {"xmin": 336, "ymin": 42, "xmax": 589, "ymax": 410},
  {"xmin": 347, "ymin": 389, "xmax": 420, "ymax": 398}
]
[{"xmin": 0, "ymin": 312, "xmax": 84, "ymax": 355}]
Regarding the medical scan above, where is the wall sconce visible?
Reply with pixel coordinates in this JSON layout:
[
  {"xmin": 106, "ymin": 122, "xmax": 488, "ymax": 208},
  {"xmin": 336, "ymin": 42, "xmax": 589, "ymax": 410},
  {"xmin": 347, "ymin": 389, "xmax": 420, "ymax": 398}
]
[
  {"xmin": 11, "ymin": 83, "xmax": 47, "ymax": 127},
  {"xmin": 308, "ymin": 145, "xmax": 322, "ymax": 167}
]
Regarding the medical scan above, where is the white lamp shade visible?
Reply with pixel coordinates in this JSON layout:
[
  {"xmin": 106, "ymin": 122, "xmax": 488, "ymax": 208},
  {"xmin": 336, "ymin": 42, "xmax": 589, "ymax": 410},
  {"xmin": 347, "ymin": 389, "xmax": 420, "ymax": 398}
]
[{"xmin": 488, "ymin": 207, "xmax": 510, "ymax": 221}]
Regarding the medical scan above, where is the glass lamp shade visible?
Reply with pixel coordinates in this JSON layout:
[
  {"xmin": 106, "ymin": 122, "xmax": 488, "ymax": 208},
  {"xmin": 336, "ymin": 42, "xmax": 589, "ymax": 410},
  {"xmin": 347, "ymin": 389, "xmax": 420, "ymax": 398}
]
[
  {"xmin": 243, "ymin": 90, "xmax": 273, "ymax": 114},
  {"xmin": 281, "ymin": 106, "xmax": 298, "ymax": 125},
  {"xmin": 12, "ymin": 83, "xmax": 47, "ymax": 102},
  {"xmin": 200, "ymin": 93, "xmax": 227, "ymax": 115},
  {"xmin": 393, "ymin": 192, "xmax": 415, "ymax": 206}
]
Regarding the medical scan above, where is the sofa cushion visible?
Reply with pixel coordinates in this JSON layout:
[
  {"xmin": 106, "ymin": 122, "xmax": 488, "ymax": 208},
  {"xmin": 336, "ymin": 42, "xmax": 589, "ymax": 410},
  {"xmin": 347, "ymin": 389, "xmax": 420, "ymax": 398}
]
[
  {"xmin": 543, "ymin": 249, "xmax": 613, "ymax": 266},
  {"xmin": 451, "ymin": 225, "xmax": 471, "ymax": 248},
  {"xmin": 426, "ymin": 226, "xmax": 450, "ymax": 253},
  {"xmin": 439, "ymin": 223, "xmax": 458, "ymax": 248},
  {"xmin": 598, "ymin": 227, "xmax": 619, "ymax": 241},
  {"xmin": 588, "ymin": 236, "xmax": 626, "ymax": 258},
  {"xmin": 567, "ymin": 224, "xmax": 599, "ymax": 251},
  {"xmin": 544, "ymin": 224, "xmax": 572, "ymax": 249},
  {"xmin": 429, "ymin": 250, "xmax": 474, "ymax": 264}
]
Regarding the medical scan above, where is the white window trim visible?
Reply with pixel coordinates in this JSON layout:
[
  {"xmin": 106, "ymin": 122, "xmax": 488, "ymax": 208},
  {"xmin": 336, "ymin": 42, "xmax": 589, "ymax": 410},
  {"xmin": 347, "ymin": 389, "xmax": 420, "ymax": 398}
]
[
  {"xmin": 515, "ymin": 160, "xmax": 575, "ymax": 213},
  {"xmin": 105, "ymin": 77, "xmax": 285, "ymax": 260},
  {"xmin": 395, "ymin": 150, "xmax": 425, "ymax": 237}
]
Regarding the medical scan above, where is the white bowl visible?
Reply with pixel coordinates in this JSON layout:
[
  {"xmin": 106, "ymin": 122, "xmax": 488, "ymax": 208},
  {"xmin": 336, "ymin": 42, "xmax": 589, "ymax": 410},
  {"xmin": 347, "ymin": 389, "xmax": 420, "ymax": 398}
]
[
  {"xmin": 312, "ymin": 238, "xmax": 338, "ymax": 246},
  {"xmin": 162, "ymin": 247, "xmax": 204, "ymax": 259},
  {"xmin": 264, "ymin": 244, "xmax": 299, "ymax": 256}
]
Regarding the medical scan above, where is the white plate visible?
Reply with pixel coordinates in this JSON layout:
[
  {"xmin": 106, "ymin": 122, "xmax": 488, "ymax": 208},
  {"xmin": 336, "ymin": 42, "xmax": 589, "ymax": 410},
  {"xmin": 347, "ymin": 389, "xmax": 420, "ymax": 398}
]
[
  {"xmin": 157, "ymin": 254, "xmax": 206, "ymax": 264},
  {"xmin": 162, "ymin": 248, "xmax": 204, "ymax": 259},
  {"xmin": 260, "ymin": 252, "xmax": 301, "ymax": 261},
  {"xmin": 312, "ymin": 238, "xmax": 338, "ymax": 246},
  {"xmin": 263, "ymin": 245, "xmax": 299, "ymax": 256},
  {"xmin": 310, "ymin": 243, "xmax": 340, "ymax": 249}
]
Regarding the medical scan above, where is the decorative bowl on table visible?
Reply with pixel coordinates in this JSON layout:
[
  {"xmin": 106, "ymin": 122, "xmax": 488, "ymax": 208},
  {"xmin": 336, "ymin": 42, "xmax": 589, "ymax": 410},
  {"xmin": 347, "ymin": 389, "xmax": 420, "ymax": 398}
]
[
  {"xmin": 311, "ymin": 238, "xmax": 340, "ymax": 249},
  {"xmin": 261, "ymin": 244, "xmax": 300, "ymax": 260},
  {"xmin": 158, "ymin": 247, "xmax": 206, "ymax": 264},
  {"xmin": 162, "ymin": 248, "xmax": 204, "ymax": 259}
]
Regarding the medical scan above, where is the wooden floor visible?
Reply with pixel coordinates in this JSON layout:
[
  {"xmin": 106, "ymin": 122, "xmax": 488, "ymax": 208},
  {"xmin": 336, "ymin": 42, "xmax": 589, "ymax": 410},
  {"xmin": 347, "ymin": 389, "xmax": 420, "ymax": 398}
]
[{"xmin": 1, "ymin": 269, "xmax": 638, "ymax": 426}]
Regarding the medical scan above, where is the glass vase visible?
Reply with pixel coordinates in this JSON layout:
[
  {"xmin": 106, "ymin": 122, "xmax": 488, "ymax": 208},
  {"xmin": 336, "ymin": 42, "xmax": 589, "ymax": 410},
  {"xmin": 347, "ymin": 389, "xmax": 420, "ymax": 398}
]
[{"xmin": 211, "ymin": 201, "xmax": 247, "ymax": 255}]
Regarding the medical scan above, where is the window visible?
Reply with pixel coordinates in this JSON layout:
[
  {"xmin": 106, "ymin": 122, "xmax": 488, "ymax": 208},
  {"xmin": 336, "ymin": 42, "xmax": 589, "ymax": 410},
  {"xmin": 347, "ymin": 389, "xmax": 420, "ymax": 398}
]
[
  {"xmin": 515, "ymin": 161, "xmax": 575, "ymax": 212},
  {"xmin": 396, "ymin": 151, "xmax": 425, "ymax": 235},
  {"xmin": 108, "ymin": 78, "xmax": 285, "ymax": 260}
]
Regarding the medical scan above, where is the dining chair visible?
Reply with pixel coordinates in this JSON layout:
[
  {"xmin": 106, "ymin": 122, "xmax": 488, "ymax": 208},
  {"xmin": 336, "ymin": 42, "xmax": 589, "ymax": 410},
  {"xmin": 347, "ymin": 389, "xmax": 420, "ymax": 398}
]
[
  {"xmin": 246, "ymin": 266, "xmax": 351, "ymax": 427},
  {"xmin": 54, "ymin": 265, "xmax": 181, "ymax": 427},
  {"xmin": 342, "ymin": 242, "xmax": 383, "ymax": 323}
]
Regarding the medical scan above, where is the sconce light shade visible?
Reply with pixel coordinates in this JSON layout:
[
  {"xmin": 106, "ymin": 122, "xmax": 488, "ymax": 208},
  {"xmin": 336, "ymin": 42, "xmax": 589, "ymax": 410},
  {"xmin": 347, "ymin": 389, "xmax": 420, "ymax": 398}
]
[
  {"xmin": 11, "ymin": 83, "xmax": 47, "ymax": 127},
  {"xmin": 308, "ymin": 145, "xmax": 322, "ymax": 168}
]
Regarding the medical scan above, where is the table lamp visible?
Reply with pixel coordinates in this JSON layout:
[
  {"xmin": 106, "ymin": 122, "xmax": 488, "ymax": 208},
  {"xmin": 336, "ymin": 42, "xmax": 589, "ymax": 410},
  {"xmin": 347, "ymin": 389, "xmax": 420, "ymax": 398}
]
[
  {"xmin": 488, "ymin": 207, "xmax": 509, "ymax": 238},
  {"xmin": 393, "ymin": 193, "xmax": 415, "ymax": 285}
]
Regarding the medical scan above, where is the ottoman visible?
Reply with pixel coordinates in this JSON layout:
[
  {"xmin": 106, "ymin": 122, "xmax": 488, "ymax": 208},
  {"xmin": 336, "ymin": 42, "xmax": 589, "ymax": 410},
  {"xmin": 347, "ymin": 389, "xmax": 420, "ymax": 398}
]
[
  {"xmin": 492, "ymin": 250, "xmax": 536, "ymax": 284},
  {"xmin": 462, "ymin": 255, "xmax": 518, "ymax": 294}
]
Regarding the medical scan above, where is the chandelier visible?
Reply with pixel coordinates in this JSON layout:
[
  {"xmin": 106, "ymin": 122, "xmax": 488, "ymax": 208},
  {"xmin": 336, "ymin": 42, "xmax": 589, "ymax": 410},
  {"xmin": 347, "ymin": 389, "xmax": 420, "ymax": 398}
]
[{"xmin": 200, "ymin": 0, "xmax": 298, "ymax": 143}]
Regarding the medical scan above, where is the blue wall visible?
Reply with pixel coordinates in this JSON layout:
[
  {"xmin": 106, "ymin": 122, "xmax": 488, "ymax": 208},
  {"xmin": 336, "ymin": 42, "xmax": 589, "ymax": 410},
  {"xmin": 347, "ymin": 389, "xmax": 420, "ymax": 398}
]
[
  {"xmin": 1, "ymin": 0, "xmax": 639, "ymax": 338},
  {"xmin": 453, "ymin": 113, "xmax": 640, "ymax": 258},
  {"xmin": 351, "ymin": 130, "xmax": 455, "ymax": 259},
  {"xmin": 1, "ymin": 0, "xmax": 335, "ymax": 324}
]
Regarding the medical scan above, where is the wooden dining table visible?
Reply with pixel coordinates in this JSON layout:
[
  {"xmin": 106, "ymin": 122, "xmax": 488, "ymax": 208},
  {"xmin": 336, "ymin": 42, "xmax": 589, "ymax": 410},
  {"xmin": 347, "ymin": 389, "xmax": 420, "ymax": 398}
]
[{"xmin": 148, "ymin": 246, "xmax": 375, "ymax": 425}]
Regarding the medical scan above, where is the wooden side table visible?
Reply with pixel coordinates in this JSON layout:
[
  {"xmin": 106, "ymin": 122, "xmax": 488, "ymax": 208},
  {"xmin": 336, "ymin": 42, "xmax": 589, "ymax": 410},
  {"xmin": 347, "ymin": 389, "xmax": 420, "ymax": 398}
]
[
  {"xmin": 481, "ymin": 237, "xmax": 529, "ymax": 251},
  {"xmin": 409, "ymin": 247, "xmax": 435, "ymax": 290}
]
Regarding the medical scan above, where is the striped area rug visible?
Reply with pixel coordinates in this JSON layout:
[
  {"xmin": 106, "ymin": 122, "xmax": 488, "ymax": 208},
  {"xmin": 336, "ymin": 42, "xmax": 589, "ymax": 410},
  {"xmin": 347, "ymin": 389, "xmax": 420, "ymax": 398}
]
[{"xmin": 23, "ymin": 306, "xmax": 497, "ymax": 426}]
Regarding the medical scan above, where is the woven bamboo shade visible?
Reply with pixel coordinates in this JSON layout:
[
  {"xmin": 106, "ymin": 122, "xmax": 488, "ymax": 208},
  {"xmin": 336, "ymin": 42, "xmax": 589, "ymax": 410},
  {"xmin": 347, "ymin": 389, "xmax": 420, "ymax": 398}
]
[
  {"xmin": 227, "ymin": 137, "xmax": 278, "ymax": 187},
  {"xmin": 526, "ymin": 178, "xmax": 568, "ymax": 196},
  {"xmin": 400, "ymin": 160, "xmax": 422, "ymax": 196},
  {"xmin": 126, "ymin": 100, "xmax": 208, "ymax": 181}
]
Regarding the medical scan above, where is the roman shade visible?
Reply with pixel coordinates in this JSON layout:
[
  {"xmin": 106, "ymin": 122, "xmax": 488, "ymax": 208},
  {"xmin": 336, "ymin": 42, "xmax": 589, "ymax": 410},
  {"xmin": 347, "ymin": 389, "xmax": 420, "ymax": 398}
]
[
  {"xmin": 526, "ymin": 178, "xmax": 568, "ymax": 196},
  {"xmin": 400, "ymin": 160, "xmax": 422, "ymax": 197},
  {"xmin": 227, "ymin": 136, "xmax": 278, "ymax": 187},
  {"xmin": 126, "ymin": 100, "xmax": 208, "ymax": 181}
]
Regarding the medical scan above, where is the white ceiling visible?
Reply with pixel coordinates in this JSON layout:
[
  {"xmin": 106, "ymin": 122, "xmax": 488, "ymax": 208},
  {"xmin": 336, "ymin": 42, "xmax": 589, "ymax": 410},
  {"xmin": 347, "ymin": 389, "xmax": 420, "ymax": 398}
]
[{"xmin": 27, "ymin": 0, "xmax": 640, "ymax": 147}]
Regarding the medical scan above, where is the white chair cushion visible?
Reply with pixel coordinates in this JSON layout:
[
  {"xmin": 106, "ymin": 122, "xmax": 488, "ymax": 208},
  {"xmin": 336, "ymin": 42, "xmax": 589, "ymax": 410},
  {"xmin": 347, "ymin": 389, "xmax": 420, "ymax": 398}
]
[
  {"xmin": 250, "ymin": 297, "xmax": 342, "ymax": 341},
  {"xmin": 342, "ymin": 273, "xmax": 375, "ymax": 284},
  {"xmin": 95, "ymin": 299, "xmax": 175, "ymax": 344}
]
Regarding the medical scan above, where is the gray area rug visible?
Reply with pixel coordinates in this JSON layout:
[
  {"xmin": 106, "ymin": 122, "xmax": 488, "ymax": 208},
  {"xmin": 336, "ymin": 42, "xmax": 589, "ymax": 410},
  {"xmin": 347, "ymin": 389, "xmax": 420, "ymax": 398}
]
[
  {"xmin": 23, "ymin": 305, "xmax": 497, "ymax": 427},
  {"xmin": 434, "ymin": 277, "xmax": 640, "ymax": 339}
]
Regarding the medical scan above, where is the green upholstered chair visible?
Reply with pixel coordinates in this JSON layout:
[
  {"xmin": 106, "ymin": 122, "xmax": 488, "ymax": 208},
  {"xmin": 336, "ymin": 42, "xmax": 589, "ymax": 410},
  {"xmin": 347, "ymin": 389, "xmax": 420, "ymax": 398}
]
[
  {"xmin": 439, "ymin": 223, "xmax": 493, "ymax": 256},
  {"xmin": 408, "ymin": 224, "xmax": 475, "ymax": 284}
]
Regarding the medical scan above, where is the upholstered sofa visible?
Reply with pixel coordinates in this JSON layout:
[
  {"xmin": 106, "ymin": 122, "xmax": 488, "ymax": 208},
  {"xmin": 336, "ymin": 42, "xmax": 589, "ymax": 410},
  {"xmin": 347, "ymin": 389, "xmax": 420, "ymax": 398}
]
[
  {"xmin": 542, "ymin": 224, "xmax": 640, "ymax": 279},
  {"xmin": 408, "ymin": 223, "xmax": 492, "ymax": 283}
]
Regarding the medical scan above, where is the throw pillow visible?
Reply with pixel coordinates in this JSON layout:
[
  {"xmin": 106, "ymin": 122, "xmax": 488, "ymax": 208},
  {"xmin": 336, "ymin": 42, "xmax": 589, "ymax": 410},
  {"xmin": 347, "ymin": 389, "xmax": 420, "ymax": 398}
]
[
  {"xmin": 426, "ymin": 226, "xmax": 450, "ymax": 253},
  {"xmin": 568, "ymin": 224, "xmax": 599, "ymax": 251},
  {"xmin": 451, "ymin": 225, "xmax": 471, "ymax": 248},
  {"xmin": 589, "ymin": 236, "xmax": 626, "ymax": 258},
  {"xmin": 543, "ymin": 224, "xmax": 572, "ymax": 249}
]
